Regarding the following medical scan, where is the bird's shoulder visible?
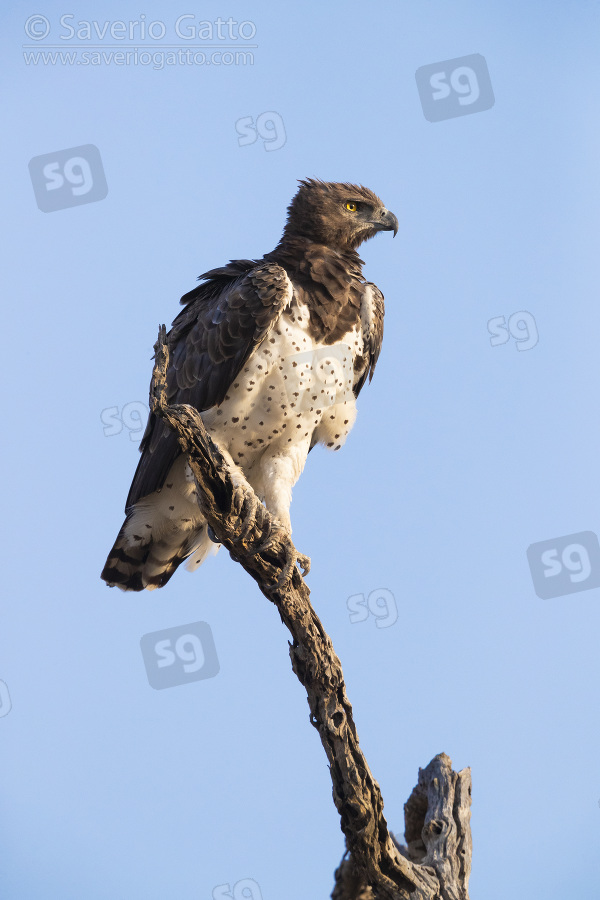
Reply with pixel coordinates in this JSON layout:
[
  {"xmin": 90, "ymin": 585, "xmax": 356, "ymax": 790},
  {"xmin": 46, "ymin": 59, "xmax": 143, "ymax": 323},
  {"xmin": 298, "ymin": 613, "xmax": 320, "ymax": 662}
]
[{"xmin": 173, "ymin": 258, "xmax": 292, "ymax": 336}]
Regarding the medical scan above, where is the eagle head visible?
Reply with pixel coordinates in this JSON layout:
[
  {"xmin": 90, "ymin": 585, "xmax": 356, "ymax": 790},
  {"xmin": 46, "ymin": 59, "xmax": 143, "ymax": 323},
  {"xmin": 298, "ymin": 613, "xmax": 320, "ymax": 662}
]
[{"xmin": 283, "ymin": 178, "xmax": 398, "ymax": 251}]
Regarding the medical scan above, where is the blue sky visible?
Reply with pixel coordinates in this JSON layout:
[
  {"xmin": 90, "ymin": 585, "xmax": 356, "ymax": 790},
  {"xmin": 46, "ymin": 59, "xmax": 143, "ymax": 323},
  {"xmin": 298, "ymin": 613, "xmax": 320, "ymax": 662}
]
[{"xmin": 2, "ymin": 1, "xmax": 600, "ymax": 897}]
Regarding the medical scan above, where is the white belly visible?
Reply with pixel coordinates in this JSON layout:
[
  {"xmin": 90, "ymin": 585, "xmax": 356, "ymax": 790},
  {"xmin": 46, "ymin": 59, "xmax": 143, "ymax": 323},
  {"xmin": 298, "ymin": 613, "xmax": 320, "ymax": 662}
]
[
  {"xmin": 200, "ymin": 297, "xmax": 361, "ymax": 467},
  {"xmin": 124, "ymin": 297, "xmax": 364, "ymax": 556}
]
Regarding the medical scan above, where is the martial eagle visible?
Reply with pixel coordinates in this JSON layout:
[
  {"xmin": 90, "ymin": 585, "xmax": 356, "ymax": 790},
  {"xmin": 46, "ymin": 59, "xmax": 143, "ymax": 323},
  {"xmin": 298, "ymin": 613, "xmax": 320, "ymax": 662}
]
[{"xmin": 101, "ymin": 179, "xmax": 398, "ymax": 590}]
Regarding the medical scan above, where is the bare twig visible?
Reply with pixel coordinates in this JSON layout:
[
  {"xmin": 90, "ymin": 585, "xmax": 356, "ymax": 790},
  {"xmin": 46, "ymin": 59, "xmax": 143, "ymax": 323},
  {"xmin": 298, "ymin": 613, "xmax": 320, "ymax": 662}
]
[{"xmin": 150, "ymin": 326, "xmax": 472, "ymax": 900}]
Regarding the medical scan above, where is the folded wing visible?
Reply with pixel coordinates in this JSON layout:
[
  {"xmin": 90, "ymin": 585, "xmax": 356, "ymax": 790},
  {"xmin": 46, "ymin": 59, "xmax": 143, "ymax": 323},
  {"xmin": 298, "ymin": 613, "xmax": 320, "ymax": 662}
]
[{"xmin": 126, "ymin": 261, "xmax": 293, "ymax": 508}]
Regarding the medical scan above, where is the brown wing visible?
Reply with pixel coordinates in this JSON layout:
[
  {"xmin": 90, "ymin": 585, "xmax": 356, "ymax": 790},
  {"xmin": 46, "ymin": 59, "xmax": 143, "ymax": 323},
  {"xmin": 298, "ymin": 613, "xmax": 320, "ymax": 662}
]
[
  {"xmin": 125, "ymin": 260, "xmax": 292, "ymax": 508},
  {"xmin": 354, "ymin": 281, "xmax": 385, "ymax": 398}
]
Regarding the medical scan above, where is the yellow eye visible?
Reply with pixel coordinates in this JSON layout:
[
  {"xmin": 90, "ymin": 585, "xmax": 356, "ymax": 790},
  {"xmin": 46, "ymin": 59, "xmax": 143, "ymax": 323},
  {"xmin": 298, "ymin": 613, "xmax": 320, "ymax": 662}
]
[{"xmin": 345, "ymin": 202, "xmax": 357, "ymax": 212}]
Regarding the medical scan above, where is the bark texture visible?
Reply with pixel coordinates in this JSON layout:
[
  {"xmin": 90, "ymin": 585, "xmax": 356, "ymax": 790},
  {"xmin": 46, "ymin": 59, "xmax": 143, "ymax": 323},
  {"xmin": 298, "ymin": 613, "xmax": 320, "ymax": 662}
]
[{"xmin": 149, "ymin": 326, "xmax": 473, "ymax": 900}]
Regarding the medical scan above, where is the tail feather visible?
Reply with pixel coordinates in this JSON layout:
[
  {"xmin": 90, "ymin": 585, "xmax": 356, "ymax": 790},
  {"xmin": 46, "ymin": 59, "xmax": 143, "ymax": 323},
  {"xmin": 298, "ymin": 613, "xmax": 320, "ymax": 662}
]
[
  {"xmin": 100, "ymin": 521, "xmax": 150, "ymax": 591},
  {"xmin": 101, "ymin": 455, "xmax": 220, "ymax": 592},
  {"xmin": 101, "ymin": 520, "xmax": 219, "ymax": 592}
]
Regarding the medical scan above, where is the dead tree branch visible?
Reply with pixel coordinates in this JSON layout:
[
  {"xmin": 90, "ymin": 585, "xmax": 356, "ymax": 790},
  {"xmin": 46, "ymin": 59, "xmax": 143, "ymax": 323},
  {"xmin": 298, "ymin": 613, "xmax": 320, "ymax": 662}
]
[{"xmin": 150, "ymin": 325, "xmax": 472, "ymax": 900}]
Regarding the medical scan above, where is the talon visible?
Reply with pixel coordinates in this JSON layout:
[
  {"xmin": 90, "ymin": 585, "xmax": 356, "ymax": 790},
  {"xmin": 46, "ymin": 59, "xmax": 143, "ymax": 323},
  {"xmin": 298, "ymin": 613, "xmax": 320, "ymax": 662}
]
[
  {"xmin": 296, "ymin": 552, "xmax": 311, "ymax": 577},
  {"xmin": 207, "ymin": 524, "xmax": 220, "ymax": 543},
  {"xmin": 272, "ymin": 557, "xmax": 294, "ymax": 588},
  {"xmin": 257, "ymin": 522, "xmax": 311, "ymax": 589},
  {"xmin": 237, "ymin": 494, "xmax": 261, "ymax": 543}
]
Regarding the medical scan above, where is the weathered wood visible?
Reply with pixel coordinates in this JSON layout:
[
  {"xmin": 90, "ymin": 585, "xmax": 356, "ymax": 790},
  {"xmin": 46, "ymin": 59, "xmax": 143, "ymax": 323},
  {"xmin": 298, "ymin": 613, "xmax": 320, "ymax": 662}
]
[
  {"xmin": 149, "ymin": 326, "xmax": 473, "ymax": 900},
  {"xmin": 332, "ymin": 858, "xmax": 375, "ymax": 900},
  {"xmin": 401, "ymin": 754, "xmax": 472, "ymax": 900}
]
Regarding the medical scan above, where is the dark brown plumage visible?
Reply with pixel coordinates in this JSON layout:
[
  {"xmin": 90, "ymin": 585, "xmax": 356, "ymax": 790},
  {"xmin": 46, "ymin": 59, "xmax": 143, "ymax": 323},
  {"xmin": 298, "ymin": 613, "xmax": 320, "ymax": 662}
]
[
  {"xmin": 101, "ymin": 179, "xmax": 396, "ymax": 591},
  {"xmin": 280, "ymin": 179, "xmax": 397, "ymax": 250}
]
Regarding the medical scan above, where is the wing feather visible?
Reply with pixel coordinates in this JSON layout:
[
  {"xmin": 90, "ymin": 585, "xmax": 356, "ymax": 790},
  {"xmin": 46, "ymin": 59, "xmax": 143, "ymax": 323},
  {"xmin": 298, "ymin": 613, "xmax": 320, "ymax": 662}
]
[
  {"xmin": 354, "ymin": 281, "xmax": 385, "ymax": 397},
  {"xmin": 125, "ymin": 261, "xmax": 293, "ymax": 508}
]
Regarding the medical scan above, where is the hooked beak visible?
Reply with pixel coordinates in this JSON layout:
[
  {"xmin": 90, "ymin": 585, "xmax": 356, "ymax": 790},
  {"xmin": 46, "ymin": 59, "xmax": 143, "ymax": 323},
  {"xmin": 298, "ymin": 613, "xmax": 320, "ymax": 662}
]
[{"xmin": 373, "ymin": 207, "xmax": 399, "ymax": 237}]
